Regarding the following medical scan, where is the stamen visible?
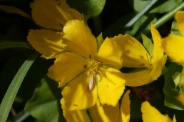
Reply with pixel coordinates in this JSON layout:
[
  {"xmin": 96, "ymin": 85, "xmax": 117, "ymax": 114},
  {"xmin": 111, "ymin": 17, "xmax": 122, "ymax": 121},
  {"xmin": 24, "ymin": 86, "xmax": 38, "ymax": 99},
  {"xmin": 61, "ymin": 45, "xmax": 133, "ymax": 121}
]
[
  {"xmin": 86, "ymin": 56, "xmax": 102, "ymax": 90},
  {"xmin": 89, "ymin": 74, "xmax": 94, "ymax": 90}
]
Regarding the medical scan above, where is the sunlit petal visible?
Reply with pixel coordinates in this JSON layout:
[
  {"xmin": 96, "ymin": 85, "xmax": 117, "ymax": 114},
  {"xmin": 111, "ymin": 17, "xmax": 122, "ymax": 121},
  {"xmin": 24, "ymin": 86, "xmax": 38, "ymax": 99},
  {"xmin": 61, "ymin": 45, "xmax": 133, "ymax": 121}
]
[
  {"xmin": 61, "ymin": 99, "xmax": 91, "ymax": 122},
  {"xmin": 89, "ymin": 99, "xmax": 119, "ymax": 122},
  {"xmin": 97, "ymin": 35, "xmax": 123, "ymax": 67},
  {"xmin": 118, "ymin": 90, "xmax": 131, "ymax": 122},
  {"xmin": 120, "ymin": 34, "xmax": 150, "ymax": 68},
  {"xmin": 27, "ymin": 29, "xmax": 65, "ymax": 59},
  {"xmin": 150, "ymin": 55, "xmax": 167, "ymax": 81},
  {"xmin": 48, "ymin": 52, "xmax": 87, "ymax": 87},
  {"xmin": 98, "ymin": 68, "xmax": 125, "ymax": 106},
  {"xmin": 62, "ymin": 71, "xmax": 97, "ymax": 110},
  {"xmin": 63, "ymin": 20, "xmax": 97, "ymax": 57},
  {"xmin": 163, "ymin": 34, "xmax": 184, "ymax": 64},
  {"xmin": 175, "ymin": 11, "xmax": 184, "ymax": 35},
  {"xmin": 175, "ymin": 11, "xmax": 184, "ymax": 23},
  {"xmin": 141, "ymin": 101, "xmax": 172, "ymax": 122},
  {"xmin": 151, "ymin": 23, "xmax": 164, "ymax": 63},
  {"xmin": 31, "ymin": 0, "xmax": 82, "ymax": 30},
  {"xmin": 124, "ymin": 69, "xmax": 152, "ymax": 87}
]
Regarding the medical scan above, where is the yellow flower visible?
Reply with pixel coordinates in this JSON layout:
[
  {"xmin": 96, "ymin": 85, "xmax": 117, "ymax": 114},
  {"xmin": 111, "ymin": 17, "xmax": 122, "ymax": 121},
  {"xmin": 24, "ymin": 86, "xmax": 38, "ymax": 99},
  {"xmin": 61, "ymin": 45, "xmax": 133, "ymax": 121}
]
[
  {"xmin": 89, "ymin": 90, "xmax": 130, "ymax": 122},
  {"xmin": 163, "ymin": 11, "xmax": 184, "ymax": 64},
  {"xmin": 141, "ymin": 101, "xmax": 172, "ymax": 122},
  {"xmin": 61, "ymin": 90, "xmax": 130, "ymax": 122},
  {"xmin": 120, "ymin": 23, "xmax": 166, "ymax": 86},
  {"xmin": 27, "ymin": 0, "xmax": 83, "ymax": 59},
  {"xmin": 48, "ymin": 20, "xmax": 126, "ymax": 110}
]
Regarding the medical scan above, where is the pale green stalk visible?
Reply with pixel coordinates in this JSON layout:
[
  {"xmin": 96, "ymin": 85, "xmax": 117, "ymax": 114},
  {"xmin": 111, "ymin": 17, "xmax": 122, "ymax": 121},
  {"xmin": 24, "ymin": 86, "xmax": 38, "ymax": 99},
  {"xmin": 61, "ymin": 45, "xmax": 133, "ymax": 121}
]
[
  {"xmin": 125, "ymin": 0, "xmax": 158, "ymax": 27},
  {"xmin": 154, "ymin": 2, "xmax": 184, "ymax": 28},
  {"xmin": 0, "ymin": 52, "xmax": 39, "ymax": 122}
]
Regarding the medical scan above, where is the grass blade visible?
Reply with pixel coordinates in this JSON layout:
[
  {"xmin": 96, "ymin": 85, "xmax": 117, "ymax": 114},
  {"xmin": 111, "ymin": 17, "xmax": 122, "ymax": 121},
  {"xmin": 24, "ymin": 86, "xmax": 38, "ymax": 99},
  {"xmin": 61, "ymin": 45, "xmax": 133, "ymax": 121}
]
[{"xmin": 0, "ymin": 52, "xmax": 39, "ymax": 122}]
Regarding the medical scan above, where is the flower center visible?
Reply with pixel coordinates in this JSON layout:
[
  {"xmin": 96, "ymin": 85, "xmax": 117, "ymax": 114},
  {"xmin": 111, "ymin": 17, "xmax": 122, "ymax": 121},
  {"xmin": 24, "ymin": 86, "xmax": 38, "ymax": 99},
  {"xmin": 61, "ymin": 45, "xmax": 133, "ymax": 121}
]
[{"xmin": 84, "ymin": 55, "xmax": 102, "ymax": 90}]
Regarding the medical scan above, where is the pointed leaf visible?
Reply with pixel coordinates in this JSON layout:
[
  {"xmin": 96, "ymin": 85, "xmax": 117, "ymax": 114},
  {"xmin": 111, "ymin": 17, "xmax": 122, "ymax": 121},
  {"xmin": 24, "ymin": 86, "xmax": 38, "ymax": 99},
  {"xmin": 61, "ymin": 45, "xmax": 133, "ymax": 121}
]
[
  {"xmin": 24, "ymin": 77, "xmax": 65, "ymax": 122},
  {"xmin": 142, "ymin": 33, "xmax": 153, "ymax": 55},
  {"xmin": 67, "ymin": 0, "xmax": 106, "ymax": 18}
]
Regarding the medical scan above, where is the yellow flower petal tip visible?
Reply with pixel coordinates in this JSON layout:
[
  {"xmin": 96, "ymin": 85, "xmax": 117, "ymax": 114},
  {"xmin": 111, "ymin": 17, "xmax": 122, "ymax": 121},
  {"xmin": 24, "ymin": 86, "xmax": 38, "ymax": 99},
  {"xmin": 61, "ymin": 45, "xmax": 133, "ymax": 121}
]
[
  {"xmin": 120, "ymin": 90, "xmax": 131, "ymax": 122},
  {"xmin": 175, "ymin": 11, "xmax": 184, "ymax": 23},
  {"xmin": 163, "ymin": 34, "xmax": 184, "ymax": 64},
  {"xmin": 30, "ymin": 0, "xmax": 83, "ymax": 30},
  {"xmin": 141, "ymin": 101, "xmax": 172, "ymax": 122},
  {"xmin": 27, "ymin": 29, "xmax": 66, "ymax": 59}
]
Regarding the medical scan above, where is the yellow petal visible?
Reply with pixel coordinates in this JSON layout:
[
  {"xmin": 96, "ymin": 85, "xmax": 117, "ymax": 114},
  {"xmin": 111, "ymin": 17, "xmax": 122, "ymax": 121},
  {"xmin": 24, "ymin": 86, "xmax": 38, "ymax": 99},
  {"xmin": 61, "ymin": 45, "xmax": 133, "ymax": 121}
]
[
  {"xmin": 175, "ymin": 11, "xmax": 184, "ymax": 23},
  {"xmin": 61, "ymin": 99, "xmax": 91, "ymax": 122},
  {"xmin": 27, "ymin": 29, "xmax": 65, "ymax": 59},
  {"xmin": 63, "ymin": 20, "xmax": 97, "ymax": 58},
  {"xmin": 175, "ymin": 11, "xmax": 184, "ymax": 35},
  {"xmin": 150, "ymin": 55, "xmax": 167, "ymax": 81},
  {"xmin": 98, "ymin": 68, "xmax": 125, "ymax": 106},
  {"xmin": 124, "ymin": 69, "xmax": 152, "ymax": 87},
  {"xmin": 118, "ymin": 90, "xmax": 131, "ymax": 122},
  {"xmin": 97, "ymin": 35, "xmax": 123, "ymax": 67},
  {"xmin": 89, "ymin": 99, "xmax": 119, "ymax": 122},
  {"xmin": 141, "ymin": 101, "xmax": 172, "ymax": 122},
  {"xmin": 48, "ymin": 52, "xmax": 87, "ymax": 87},
  {"xmin": 120, "ymin": 34, "xmax": 150, "ymax": 68},
  {"xmin": 62, "ymin": 71, "xmax": 97, "ymax": 110},
  {"xmin": 31, "ymin": 0, "xmax": 82, "ymax": 30},
  {"xmin": 163, "ymin": 34, "xmax": 184, "ymax": 64},
  {"xmin": 151, "ymin": 23, "xmax": 164, "ymax": 63}
]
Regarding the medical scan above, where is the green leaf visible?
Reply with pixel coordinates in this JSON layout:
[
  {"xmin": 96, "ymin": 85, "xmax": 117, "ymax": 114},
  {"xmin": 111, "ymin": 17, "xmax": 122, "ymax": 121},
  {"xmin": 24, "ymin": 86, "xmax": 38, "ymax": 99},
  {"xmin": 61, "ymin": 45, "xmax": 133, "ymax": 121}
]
[
  {"xmin": 0, "ymin": 42, "xmax": 33, "ymax": 51},
  {"xmin": 67, "ymin": 0, "xmax": 106, "ymax": 18},
  {"xmin": 151, "ymin": 0, "xmax": 182, "ymax": 13},
  {"xmin": 141, "ymin": 33, "xmax": 153, "ymax": 55},
  {"xmin": 130, "ymin": 0, "xmax": 182, "ymax": 13},
  {"xmin": 24, "ymin": 77, "xmax": 65, "ymax": 122},
  {"xmin": 163, "ymin": 62, "xmax": 184, "ymax": 110},
  {"xmin": 0, "ymin": 52, "xmax": 38, "ymax": 122},
  {"xmin": 96, "ymin": 33, "xmax": 103, "ymax": 50}
]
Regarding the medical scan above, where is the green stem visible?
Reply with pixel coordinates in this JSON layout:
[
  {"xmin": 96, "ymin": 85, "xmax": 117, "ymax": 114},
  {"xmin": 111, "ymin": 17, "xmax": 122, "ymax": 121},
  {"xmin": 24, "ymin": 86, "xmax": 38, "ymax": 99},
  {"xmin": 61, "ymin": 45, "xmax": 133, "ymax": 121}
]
[
  {"xmin": 154, "ymin": 2, "xmax": 184, "ymax": 28},
  {"xmin": 0, "ymin": 42, "xmax": 33, "ymax": 51},
  {"xmin": 9, "ymin": 111, "xmax": 30, "ymax": 122},
  {"xmin": 0, "ymin": 52, "xmax": 39, "ymax": 122},
  {"xmin": 125, "ymin": 0, "xmax": 158, "ymax": 27}
]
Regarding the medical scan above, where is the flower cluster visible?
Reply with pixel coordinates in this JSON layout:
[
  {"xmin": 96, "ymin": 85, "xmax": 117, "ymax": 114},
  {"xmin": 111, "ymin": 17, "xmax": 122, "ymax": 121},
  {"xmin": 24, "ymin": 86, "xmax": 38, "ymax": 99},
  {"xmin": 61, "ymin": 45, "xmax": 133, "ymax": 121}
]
[{"xmin": 27, "ymin": 0, "xmax": 184, "ymax": 121}]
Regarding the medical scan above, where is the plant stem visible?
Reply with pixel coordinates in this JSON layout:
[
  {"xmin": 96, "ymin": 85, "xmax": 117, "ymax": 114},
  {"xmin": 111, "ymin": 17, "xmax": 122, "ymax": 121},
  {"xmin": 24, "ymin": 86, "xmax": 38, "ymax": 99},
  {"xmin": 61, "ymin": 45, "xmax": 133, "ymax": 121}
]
[
  {"xmin": 125, "ymin": 0, "xmax": 158, "ymax": 27},
  {"xmin": 154, "ymin": 2, "xmax": 184, "ymax": 28}
]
